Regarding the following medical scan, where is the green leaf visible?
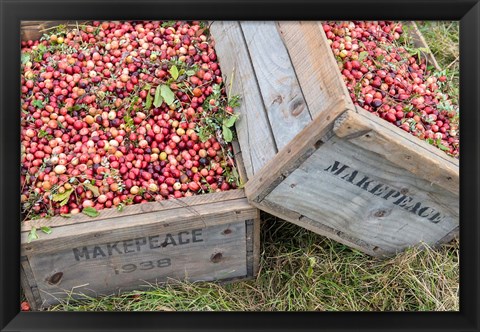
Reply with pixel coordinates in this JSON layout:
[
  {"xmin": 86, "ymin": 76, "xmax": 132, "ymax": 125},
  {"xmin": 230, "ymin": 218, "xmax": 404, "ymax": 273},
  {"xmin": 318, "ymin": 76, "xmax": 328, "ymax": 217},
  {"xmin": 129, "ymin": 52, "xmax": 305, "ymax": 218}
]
[
  {"xmin": 161, "ymin": 21, "xmax": 176, "ymax": 28},
  {"xmin": 21, "ymin": 53, "xmax": 31, "ymax": 65},
  {"xmin": 358, "ymin": 51, "xmax": 369, "ymax": 61},
  {"xmin": 60, "ymin": 213, "xmax": 72, "ymax": 218},
  {"xmin": 169, "ymin": 65, "xmax": 179, "ymax": 80},
  {"xmin": 40, "ymin": 226, "xmax": 52, "ymax": 234},
  {"xmin": 117, "ymin": 203, "xmax": 124, "ymax": 212},
  {"xmin": 145, "ymin": 90, "xmax": 153, "ymax": 109},
  {"xmin": 436, "ymin": 139, "xmax": 450, "ymax": 151},
  {"xmin": 32, "ymin": 100, "xmax": 44, "ymax": 108},
  {"xmin": 197, "ymin": 127, "xmax": 210, "ymax": 142},
  {"xmin": 52, "ymin": 188, "xmax": 74, "ymax": 206},
  {"xmin": 160, "ymin": 85, "xmax": 175, "ymax": 106},
  {"xmin": 185, "ymin": 70, "xmax": 196, "ymax": 76},
  {"xmin": 222, "ymin": 125, "xmax": 233, "ymax": 142},
  {"xmin": 153, "ymin": 85, "xmax": 163, "ymax": 108},
  {"xmin": 82, "ymin": 206, "xmax": 100, "ymax": 218},
  {"xmin": 306, "ymin": 257, "xmax": 316, "ymax": 278},
  {"xmin": 83, "ymin": 183, "xmax": 100, "ymax": 197},
  {"xmin": 27, "ymin": 227, "xmax": 39, "ymax": 243},
  {"xmin": 223, "ymin": 115, "xmax": 238, "ymax": 128}
]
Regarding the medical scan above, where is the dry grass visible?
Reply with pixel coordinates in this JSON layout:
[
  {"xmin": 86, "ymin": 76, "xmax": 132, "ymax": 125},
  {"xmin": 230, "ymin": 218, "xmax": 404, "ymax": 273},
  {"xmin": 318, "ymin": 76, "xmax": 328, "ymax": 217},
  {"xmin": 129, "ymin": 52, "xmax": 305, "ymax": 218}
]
[{"xmin": 47, "ymin": 217, "xmax": 459, "ymax": 312}]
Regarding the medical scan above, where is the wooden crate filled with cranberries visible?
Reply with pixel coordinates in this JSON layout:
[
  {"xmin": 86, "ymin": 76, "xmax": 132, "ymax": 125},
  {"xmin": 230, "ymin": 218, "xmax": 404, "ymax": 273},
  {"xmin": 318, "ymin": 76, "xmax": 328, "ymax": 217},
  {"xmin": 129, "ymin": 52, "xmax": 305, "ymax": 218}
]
[
  {"xmin": 20, "ymin": 20, "xmax": 259, "ymax": 310},
  {"xmin": 211, "ymin": 21, "xmax": 458, "ymax": 257}
]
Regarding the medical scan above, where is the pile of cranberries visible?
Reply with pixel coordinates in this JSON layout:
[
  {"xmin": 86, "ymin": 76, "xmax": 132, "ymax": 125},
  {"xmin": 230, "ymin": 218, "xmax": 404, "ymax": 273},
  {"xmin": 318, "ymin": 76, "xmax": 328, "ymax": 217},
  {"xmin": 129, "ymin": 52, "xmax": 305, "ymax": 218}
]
[
  {"xmin": 20, "ymin": 21, "xmax": 239, "ymax": 220},
  {"xmin": 324, "ymin": 21, "xmax": 459, "ymax": 158}
]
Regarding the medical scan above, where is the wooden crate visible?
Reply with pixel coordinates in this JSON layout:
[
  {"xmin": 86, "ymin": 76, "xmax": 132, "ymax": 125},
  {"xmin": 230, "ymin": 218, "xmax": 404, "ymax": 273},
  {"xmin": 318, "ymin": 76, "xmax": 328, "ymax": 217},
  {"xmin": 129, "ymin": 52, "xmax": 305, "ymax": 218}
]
[
  {"xmin": 210, "ymin": 21, "xmax": 458, "ymax": 257},
  {"xmin": 20, "ymin": 21, "xmax": 260, "ymax": 310},
  {"xmin": 21, "ymin": 190, "xmax": 259, "ymax": 310}
]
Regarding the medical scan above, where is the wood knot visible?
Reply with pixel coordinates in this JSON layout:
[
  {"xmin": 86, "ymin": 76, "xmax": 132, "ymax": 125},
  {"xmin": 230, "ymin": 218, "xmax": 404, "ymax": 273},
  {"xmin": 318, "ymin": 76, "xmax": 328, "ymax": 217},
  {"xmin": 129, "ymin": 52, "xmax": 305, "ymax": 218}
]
[
  {"xmin": 272, "ymin": 95, "xmax": 283, "ymax": 104},
  {"xmin": 374, "ymin": 209, "xmax": 387, "ymax": 217},
  {"xmin": 290, "ymin": 100, "xmax": 306, "ymax": 117},
  {"xmin": 210, "ymin": 252, "xmax": 223, "ymax": 263},
  {"xmin": 48, "ymin": 272, "xmax": 63, "ymax": 285},
  {"xmin": 222, "ymin": 229, "xmax": 232, "ymax": 235}
]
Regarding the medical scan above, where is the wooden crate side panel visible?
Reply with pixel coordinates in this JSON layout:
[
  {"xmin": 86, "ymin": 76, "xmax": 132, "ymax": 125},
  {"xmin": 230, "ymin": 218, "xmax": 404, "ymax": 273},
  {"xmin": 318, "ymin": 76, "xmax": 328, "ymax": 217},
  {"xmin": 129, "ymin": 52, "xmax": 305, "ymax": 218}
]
[
  {"xmin": 264, "ymin": 134, "xmax": 458, "ymax": 255},
  {"xmin": 210, "ymin": 21, "xmax": 277, "ymax": 179},
  {"xmin": 22, "ymin": 198, "xmax": 256, "ymax": 254},
  {"xmin": 334, "ymin": 108, "xmax": 459, "ymax": 195},
  {"xmin": 27, "ymin": 221, "xmax": 249, "ymax": 308},
  {"xmin": 21, "ymin": 257, "xmax": 43, "ymax": 310},
  {"xmin": 246, "ymin": 210, "xmax": 261, "ymax": 276},
  {"xmin": 22, "ymin": 189, "xmax": 247, "ymax": 232},
  {"xmin": 240, "ymin": 21, "xmax": 312, "ymax": 150},
  {"xmin": 276, "ymin": 21, "xmax": 355, "ymax": 119},
  {"xmin": 245, "ymin": 100, "xmax": 348, "ymax": 202},
  {"xmin": 254, "ymin": 198, "xmax": 380, "ymax": 256}
]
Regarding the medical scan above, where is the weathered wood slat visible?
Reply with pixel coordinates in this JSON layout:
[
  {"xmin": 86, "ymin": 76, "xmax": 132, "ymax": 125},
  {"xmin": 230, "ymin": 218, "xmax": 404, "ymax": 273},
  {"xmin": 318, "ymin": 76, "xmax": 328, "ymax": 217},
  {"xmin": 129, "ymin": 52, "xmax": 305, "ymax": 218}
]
[
  {"xmin": 210, "ymin": 21, "xmax": 277, "ymax": 179},
  {"xmin": 276, "ymin": 21, "xmax": 355, "ymax": 118},
  {"xmin": 22, "ymin": 189, "xmax": 246, "ymax": 231},
  {"xmin": 231, "ymin": 141, "xmax": 249, "ymax": 185},
  {"xmin": 28, "ymin": 221, "xmax": 248, "ymax": 308},
  {"xmin": 21, "ymin": 258, "xmax": 43, "ymax": 310},
  {"xmin": 22, "ymin": 198, "xmax": 256, "ymax": 254},
  {"xmin": 245, "ymin": 100, "xmax": 349, "ymax": 202},
  {"xmin": 264, "ymin": 133, "xmax": 458, "ymax": 256},
  {"xmin": 334, "ymin": 108, "xmax": 459, "ymax": 195},
  {"xmin": 256, "ymin": 198, "xmax": 381, "ymax": 256},
  {"xmin": 240, "ymin": 21, "xmax": 312, "ymax": 149}
]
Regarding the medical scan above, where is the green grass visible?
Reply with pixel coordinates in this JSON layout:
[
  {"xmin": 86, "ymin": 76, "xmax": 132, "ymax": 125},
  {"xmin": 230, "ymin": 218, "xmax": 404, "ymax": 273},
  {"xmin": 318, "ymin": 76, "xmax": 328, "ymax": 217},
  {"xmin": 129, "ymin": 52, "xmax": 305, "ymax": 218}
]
[
  {"xmin": 35, "ymin": 21, "xmax": 459, "ymax": 312},
  {"xmin": 416, "ymin": 21, "xmax": 460, "ymax": 104},
  {"xmin": 45, "ymin": 217, "xmax": 459, "ymax": 311}
]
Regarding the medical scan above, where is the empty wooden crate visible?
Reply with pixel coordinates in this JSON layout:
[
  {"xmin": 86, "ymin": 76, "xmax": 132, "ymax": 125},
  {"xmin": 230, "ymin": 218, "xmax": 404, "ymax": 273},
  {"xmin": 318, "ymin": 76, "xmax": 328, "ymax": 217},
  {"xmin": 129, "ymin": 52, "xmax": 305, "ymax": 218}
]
[{"xmin": 210, "ymin": 21, "xmax": 459, "ymax": 257}]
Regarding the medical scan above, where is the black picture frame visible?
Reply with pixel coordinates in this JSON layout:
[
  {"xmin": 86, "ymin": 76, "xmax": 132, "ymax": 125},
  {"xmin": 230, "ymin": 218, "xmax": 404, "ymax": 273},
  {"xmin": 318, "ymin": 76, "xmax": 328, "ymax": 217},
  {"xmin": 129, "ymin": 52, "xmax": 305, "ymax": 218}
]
[{"xmin": 1, "ymin": 0, "xmax": 478, "ymax": 331}]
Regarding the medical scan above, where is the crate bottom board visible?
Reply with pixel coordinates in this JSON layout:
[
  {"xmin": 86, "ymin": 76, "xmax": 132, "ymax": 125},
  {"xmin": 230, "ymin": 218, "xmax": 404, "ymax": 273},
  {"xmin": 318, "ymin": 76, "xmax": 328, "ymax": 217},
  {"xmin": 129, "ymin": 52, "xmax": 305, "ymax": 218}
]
[{"xmin": 22, "ymin": 219, "xmax": 256, "ymax": 309}]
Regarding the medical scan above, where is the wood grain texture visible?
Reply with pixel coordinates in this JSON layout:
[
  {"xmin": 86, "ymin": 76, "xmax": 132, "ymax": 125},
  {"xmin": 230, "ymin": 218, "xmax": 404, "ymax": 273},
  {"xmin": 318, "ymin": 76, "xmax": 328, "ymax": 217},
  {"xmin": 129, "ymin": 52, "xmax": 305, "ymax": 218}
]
[
  {"xmin": 334, "ymin": 108, "xmax": 459, "ymax": 195},
  {"xmin": 240, "ymin": 21, "xmax": 312, "ymax": 150},
  {"xmin": 254, "ymin": 198, "xmax": 382, "ymax": 256},
  {"xmin": 245, "ymin": 99, "xmax": 349, "ymax": 202},
  {"xmin": 22, "ymin": 198, "xmax": 256, "ymax": 254},
  {"xmin": 28, "ymin": 221, "xmax": 249, "ymax": 308},
  {"xmin": 276, "ymin": 21, "xmax": 355, "ymax": 118},
  {"xmin": 210, "ymin": 21, "xmax": 277, "ymax": 179},
  {"xmin": 22, "ymin": 196, "xmax": 260, "ymax": 308},
  {"xmin": 231, "ymin": 141, "xmax": 248, "ymax": 185},
  {"xmin": 264, "ymin": 133, "xmax": 458, "ymax": 256},
  {"xmin": 22, "ymin": 189, "xmax": 246, "ymax": 231},
  {"xmin": 21, "ymin": 257, "xmax": 43, "ymax": 310}
]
